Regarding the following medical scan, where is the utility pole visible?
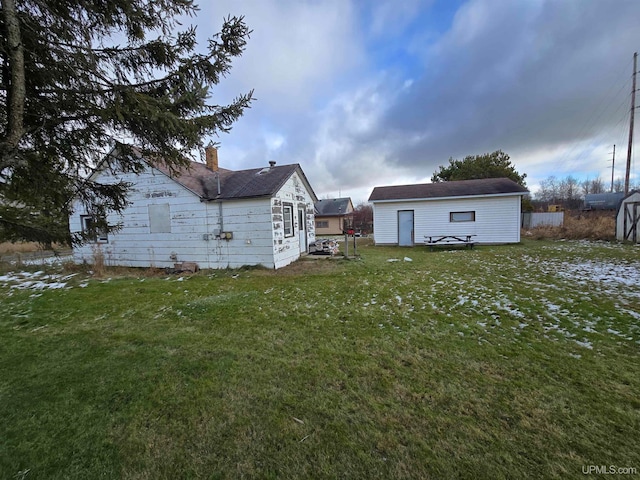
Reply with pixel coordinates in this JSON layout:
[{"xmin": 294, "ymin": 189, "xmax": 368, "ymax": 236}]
[
  {"xmin": 625, "ymin": 52, "xmax": 637, "ymax": 194},
  {"xmin": 609, "ymin": 144, "xmax": 615, "ymax": 192}
]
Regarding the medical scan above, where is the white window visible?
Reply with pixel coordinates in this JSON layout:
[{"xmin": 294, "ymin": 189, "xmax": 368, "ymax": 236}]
[
  {"xmin": 283, "ymin": 203, "xmax": 294, "ymax": 237},
  {"xmin": 81, "ymin": 215, "xmax": 108, "ymax": 243},
  {"xmin": 148, "ymin": 204, "xmax": 171, "ymax": 233},
  {"xmin": 450, "ymin": 211, "xmax": 475, "ymax": 222}
]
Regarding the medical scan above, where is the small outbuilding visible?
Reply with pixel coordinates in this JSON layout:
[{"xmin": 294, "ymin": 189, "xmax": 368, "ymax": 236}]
[
  {"xmin": 615, "ymin": 190, "xmax": 640, "ymax": 243},
  {"xmin": 69, "ymin": 147, "xmax": 317, "ymax": 269},
  {"xmin": 314, "ymin": 197, "xmax": 354, "ymax": 235},
  {"xmin": 368, "ymin": 178, "xmax": 529, "ymax": 246}
]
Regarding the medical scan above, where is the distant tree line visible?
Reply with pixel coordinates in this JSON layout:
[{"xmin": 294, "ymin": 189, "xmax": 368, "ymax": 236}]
[{"xmin": 534, "ymin": 175, "xmax": 639, "ymax": 210}]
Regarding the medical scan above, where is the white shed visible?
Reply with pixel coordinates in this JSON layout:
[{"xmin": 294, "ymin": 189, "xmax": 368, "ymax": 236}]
[
  {"xmin": 615, "ymin": 190, "xmax": 640, "ymax": 243},
  {"xmin": 70, "ymin": 148, "xmax": 317, "ymax": 269},
  {"xmin": 368, "ymin": 178, "xmax": 529, "ymax": 246}
]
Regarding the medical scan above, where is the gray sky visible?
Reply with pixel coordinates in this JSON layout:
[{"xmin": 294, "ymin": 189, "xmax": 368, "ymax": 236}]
[{"xmin": 194, "ymin": 0, "xmax": 640, "ymax": 202}]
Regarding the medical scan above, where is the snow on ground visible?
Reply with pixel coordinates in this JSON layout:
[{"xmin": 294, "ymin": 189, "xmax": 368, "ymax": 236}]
[
  {"xmin": 22, "ymin": 255, "xmax": 73, "ymax": 266},
  {"xmin": 2, "ymin": 240, "xmax": 639, "ymax": 353},
  {"xmin": 368, "ymin": 240, "xmax": 640, "ymax": 353},
  {"xmin": 0, "ymin": 271, "xmax": 78, "ymax": 291}
]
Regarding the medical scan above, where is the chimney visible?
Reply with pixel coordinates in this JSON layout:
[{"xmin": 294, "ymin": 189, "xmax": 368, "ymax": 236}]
[
  {"xmin": 205, "ymin": 146, "xmax": 219, "ymax": 172},
  {"xmin": 269, "ymin": 160, "xmax": 276, "ymax": 168}
]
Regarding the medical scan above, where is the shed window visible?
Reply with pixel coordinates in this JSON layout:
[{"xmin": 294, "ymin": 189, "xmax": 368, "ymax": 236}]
[
  {"xmin": 148, "ymin": 204, "xmax": 171, "ymax": 233},
  {"xmin": 450, "ymin": 211, "xmax": 475, "ymax": 222},
  {"xmin": 81, "ymin": 215, "xmax": 108, "ymax": 243},
  {"xmin": 316, "ymin": 220, "xmax": 329, "ymax": 229},
  {"xmin": 283, "ymin": 203, "xmax": 294, "ymax": 237}
]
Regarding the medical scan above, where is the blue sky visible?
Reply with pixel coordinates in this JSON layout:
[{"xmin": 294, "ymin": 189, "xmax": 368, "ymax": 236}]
[{"xmin": 193, "ymin": 0, "xmax": 640, "ymax": 203}]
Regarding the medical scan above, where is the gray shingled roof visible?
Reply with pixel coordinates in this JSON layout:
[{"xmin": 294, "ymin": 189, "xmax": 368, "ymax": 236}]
[
  {"xmin": 153, "ymin": 161, "xmax": 316, "ymax": 201},
  {"xmin": 368, "ymin": 178, "xmax": 528, "ymax": 201},
  {"xmin": 314, "ymin": 197, "xmax": 353, "ymax": 216}
]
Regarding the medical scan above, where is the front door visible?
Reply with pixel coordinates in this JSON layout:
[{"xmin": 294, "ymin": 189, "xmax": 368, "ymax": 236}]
[
  {"xmin": 298, "ymin": 208, "xmax": 307, "ymax": 253},
  {"xmin": 398, "ymin": 210, "xmax": 414, "ymax": 246}
]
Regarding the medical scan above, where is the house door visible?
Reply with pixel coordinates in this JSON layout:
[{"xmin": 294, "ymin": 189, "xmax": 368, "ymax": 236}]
[
  {"xmin": 298, "ymin": 207, "xmax": 307, "ymax": 253},
  {"xmin": 398, "ymin": 210, "xmax": 414, "ymax": 246}
]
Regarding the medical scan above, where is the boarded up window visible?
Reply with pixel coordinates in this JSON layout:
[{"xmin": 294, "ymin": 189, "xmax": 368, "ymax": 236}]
[{"xmin": 148, "ymin": 204, "xmax": 171, "ymax": 233}]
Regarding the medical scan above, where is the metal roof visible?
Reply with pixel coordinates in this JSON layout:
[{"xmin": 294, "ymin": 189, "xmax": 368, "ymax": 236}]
[
  {"xmin": 314, "ymin": 197, "xmax": 353, "ymax": 216},
  {"xmin": 368, "ymin": 178, "xmax": 528, "ymax": 202}
]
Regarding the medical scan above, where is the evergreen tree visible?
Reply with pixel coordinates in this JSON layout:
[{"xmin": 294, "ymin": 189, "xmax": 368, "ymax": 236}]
[
  {"xmin": 431, "ymin": 150, "xmax": 527, "ymax": 187},
  {"xmin": 0, "ymin": 0, "xmax": 253, "ymax": 245}
]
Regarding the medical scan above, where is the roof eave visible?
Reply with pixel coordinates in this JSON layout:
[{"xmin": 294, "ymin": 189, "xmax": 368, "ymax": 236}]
[{"xmin": 369, "ymin": 191, "xmax": 528, "ymax": 203}]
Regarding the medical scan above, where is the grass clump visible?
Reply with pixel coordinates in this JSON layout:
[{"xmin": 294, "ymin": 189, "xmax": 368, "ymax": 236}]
[{"xmin": 0, "ymin": 240, "xmax": 638, "ymax": 479}]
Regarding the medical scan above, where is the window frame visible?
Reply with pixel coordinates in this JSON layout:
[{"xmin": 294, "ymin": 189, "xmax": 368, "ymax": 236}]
[
  {"xmin": 449, "ymin": 211, "xmax": 476, "ymax": 223},
  {"xmin": 315, "ymin": 220, "xmax": 329, "ymax": 229},
  {"xmin": 81, "ymin": 215, "xmax": 109, "ymax": 243},
  {"xmin": 283, "ymin": 203, "xmax": 294, "ymax": 237}
]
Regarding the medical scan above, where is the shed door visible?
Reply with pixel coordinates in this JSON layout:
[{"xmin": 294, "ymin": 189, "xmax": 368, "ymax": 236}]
[
  {"xmin": 298, "ymin": 207, "xmax": 307, "ymax": 253},
  {"xmin": 398, "ymin": 210, "xmax": 414, "ymax": 246},
  {"xmin": 623, "ymin": 201, "xmax": 640, "ymax": 242}
]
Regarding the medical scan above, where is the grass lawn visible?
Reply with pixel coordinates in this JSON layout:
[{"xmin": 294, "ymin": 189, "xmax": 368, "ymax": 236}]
[{"xmin": 1, "ymin": 239, "xmax": 639, "ymax": 479}]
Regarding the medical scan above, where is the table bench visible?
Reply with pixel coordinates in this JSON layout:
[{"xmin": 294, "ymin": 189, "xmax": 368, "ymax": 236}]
[{"xmin": 424, "ymin": 235, "xmax": 477, "ymax": 251}]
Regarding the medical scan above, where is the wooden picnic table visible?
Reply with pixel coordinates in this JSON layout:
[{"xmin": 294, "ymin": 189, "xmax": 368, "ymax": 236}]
[{"xmin": 424, "ymin": 235, "xmax": 477, "ymax": 251}]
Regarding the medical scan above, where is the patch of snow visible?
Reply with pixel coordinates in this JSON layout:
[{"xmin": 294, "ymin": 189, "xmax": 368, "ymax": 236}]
[
  {"xmin": 22, "ymin": 255, "xmax": 73, "ymax": 266},
  {"xmin": 403, "ymin": 257, "xmax": 412, "ymax": 262},
  {"xmin": 575, "ymin": 339, "xmax": 593, "ymax": 349}
]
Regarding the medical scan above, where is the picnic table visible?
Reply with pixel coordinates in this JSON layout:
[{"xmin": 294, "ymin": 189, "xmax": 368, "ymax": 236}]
[{"xmin": 424, "ymin": 235, "xmax": 477, "ymax": 251}]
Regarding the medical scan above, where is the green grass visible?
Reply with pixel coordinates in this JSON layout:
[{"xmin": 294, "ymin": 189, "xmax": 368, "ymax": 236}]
[{"xmin": 1, "ymin": 240, "xmax": 639, "ymax": 479}]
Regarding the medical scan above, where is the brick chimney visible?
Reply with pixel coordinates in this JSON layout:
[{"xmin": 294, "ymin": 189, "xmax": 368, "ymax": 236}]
[{"xmin": 205, "ymin": 146, "xmax": 219, "ymax": 172}]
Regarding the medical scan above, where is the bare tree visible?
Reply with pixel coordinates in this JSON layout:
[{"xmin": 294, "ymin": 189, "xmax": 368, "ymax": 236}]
[{"xmin": 590, "ymin": 178, "xmax": 606, "ymax": 194}]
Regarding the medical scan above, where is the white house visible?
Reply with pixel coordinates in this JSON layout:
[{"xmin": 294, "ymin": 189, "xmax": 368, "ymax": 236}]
[
  {"xmin": 368, "ymin": 178, "xmax": 529, "ymax": 246},
  {"xmin": 70, "ymin": 147, "xmax": 317, "ymax": 269},
  {"xmin": 615, "ymin": 190, "xmax": 640, "ymax": 243}
]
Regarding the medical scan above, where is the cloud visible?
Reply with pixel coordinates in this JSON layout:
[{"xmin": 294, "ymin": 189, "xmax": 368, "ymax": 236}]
[
  {"xmin": 199, "ymin": 0, "xmax": 363, "ymax": 112},
  {"xmin": 382, "ymin": 0, "xmax": 640, "ymax": 184},
  {"xmin": 191, "ymin": 0, "xmax": 640, "ymax": 199}
]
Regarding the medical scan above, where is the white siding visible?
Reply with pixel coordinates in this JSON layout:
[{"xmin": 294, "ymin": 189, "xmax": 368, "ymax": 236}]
[
  {"xmin": 70, "ymin": 164, "xmax": 316, "ymax": 269},
  {"xmin": 372, "ymin": 195, "xmax": 522, "ymax": 245},
  {"xmin": 271, "ymin": 171, "xmax": 316, "ymax": 269}
]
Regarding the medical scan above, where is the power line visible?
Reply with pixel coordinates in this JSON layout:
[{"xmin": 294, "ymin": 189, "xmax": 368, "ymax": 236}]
[{"xmin": 556, "ymin": 56, "xmax": 635, "ymax": 169}]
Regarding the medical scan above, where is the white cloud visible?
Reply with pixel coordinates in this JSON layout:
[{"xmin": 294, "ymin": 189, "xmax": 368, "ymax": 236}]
[
  {"xmin": 189, "ymin": 0, "xmax": 640, "ymax": 199},
  {"xmin": 199, "ymin": 0, "xmax": 363, "ymax": 112}
]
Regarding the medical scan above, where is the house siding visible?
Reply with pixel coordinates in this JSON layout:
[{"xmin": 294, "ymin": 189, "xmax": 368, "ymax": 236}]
[
  {"xmin": 315, "ymin": 216, "xmax": 346, "ymax": 236},
  {"xmin": 70, "ymin": 164, "xmax": 316, "ymax": 269},
  {"xmin": 372, "ymin": 195, "xmax": 522, "ymax": 245},
  {"xmin": 272, "ymin": 172, "xmax": 316, "ymax": 269}
]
